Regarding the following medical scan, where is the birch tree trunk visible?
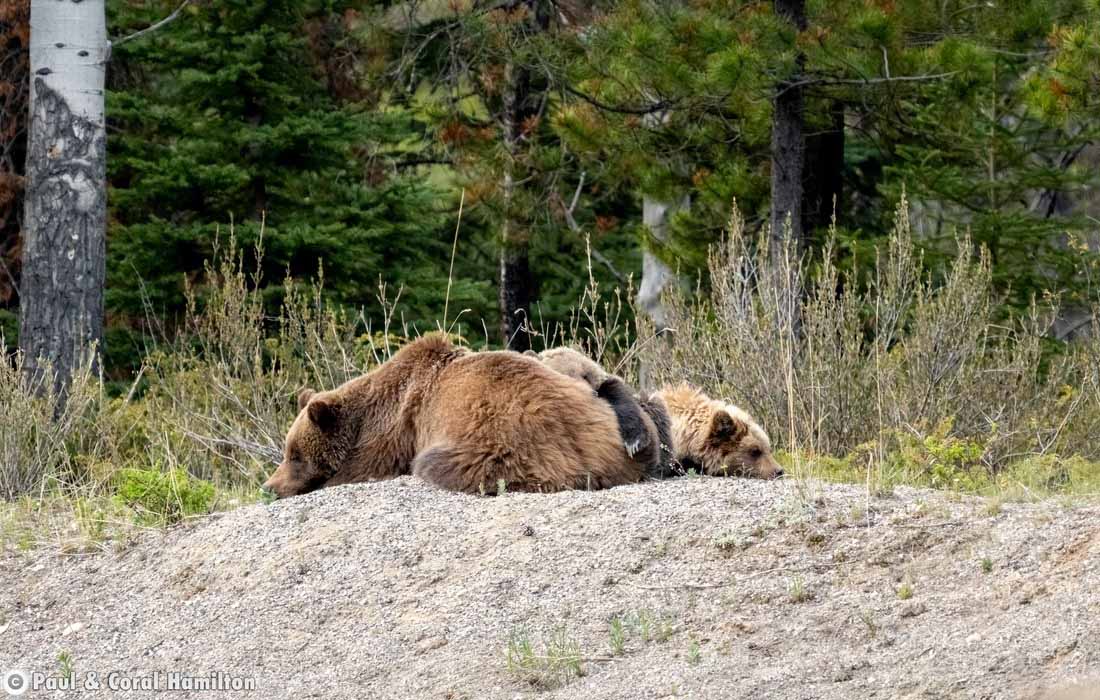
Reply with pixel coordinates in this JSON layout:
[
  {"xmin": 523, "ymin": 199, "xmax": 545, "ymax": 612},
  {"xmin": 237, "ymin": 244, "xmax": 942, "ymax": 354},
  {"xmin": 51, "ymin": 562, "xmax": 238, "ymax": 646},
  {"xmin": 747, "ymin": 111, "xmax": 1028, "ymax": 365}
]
[
  {"xmin": 637, "ymin": 193, "xmax": 689, "ymax": 333},
  {"xmin": 20, "ymin": 0, "xmax": 107, "ymax": 390}
]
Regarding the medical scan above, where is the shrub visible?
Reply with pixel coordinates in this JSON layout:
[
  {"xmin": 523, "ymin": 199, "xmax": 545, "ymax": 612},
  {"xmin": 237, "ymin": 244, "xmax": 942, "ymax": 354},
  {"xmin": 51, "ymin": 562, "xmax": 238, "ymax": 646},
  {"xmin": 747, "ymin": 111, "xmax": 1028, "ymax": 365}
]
[
  {"xmin": 113, "ymin": 467, "xmax": 215, "ymax": 525},
  {"xmin": 0, "ymin": 351, "xmax": 102, "ymax": 499},
  {"xmin": 635, "ymin": 197, "xmax": 1100, "ymax": 474}
]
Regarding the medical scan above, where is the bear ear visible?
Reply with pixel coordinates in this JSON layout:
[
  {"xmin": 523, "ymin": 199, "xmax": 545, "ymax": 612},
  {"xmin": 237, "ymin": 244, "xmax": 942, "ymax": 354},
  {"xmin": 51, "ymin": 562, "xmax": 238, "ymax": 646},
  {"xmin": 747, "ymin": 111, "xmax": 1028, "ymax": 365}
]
[
  {"xmin": 523, "ymin": 349, "xmax": 538, "ymax": 357},
  {"xmin": 307, "ymin": 396, "xmax": 340, "ymax": 433},
  {"xmin": 707, "ymin": 410, "xmax": 748, "ymax": 448},
  {"xmin": 297, "ymin": 388, "xmax": 315, "ymax": 411}
]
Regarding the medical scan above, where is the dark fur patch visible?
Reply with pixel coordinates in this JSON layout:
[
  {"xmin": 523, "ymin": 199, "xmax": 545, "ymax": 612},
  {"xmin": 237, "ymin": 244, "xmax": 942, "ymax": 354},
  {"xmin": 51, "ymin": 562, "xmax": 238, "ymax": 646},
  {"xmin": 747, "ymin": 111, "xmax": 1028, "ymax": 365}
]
[
  {"xmin": 597, "ymin": 377, "xmax": 658, "ymax": 471},
  {"xmin": 705, "ymin": 410, "xmax": 747, "ymax": 451},
  {"xmin": 639, "ymin": 394, "xmax": 677, "ymax": 479},
  {"xmin": 307, "ymin": 397, "xmax": 339, "ymax": 433}
]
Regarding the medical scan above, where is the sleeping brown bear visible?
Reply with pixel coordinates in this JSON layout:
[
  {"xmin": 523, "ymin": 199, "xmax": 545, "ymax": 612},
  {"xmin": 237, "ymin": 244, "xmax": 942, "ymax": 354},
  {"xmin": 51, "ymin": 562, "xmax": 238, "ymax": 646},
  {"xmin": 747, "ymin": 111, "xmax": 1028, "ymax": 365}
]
[
  {"xmin": 653, "ymin": 383, "xmax": 783, "ymax": 480},
  {"xmin": 261, "ymin": 334, "xmax": 651, "ymax": 498}
]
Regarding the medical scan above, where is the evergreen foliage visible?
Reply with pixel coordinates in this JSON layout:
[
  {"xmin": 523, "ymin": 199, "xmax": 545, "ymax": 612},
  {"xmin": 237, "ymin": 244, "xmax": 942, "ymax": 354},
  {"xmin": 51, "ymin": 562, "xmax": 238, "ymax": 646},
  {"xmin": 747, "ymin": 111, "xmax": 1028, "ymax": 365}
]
[
  {"xmin": 3, "ymin": 0, "xmax": 1096, "ymax": 370},
  {"xmin": 105, "ymin": 0, "xmax": 491, "ymax": 370}
]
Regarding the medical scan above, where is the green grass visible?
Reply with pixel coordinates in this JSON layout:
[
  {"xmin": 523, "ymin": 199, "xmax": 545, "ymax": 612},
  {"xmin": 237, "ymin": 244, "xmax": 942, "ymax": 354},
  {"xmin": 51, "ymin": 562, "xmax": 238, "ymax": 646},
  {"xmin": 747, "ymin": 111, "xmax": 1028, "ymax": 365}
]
[
  {"xmin": 896, "ymin": 582, "xmax": 914, "ymax": 600},
  {"xmin": 505, "ymin": 626, "xmax": 585, "ymax": 689},
  {"xmin": 787, "ymin": 576, "xmax": 811, "ymax": 603},
  {"xmin": 782, "ymin": 443, "xmax": 1100, "ymax": 503}
]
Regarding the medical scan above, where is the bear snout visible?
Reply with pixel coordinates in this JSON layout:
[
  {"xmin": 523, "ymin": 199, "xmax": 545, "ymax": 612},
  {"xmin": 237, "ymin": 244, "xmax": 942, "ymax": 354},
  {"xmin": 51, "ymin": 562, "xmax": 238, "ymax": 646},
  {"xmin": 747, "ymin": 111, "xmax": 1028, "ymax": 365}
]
[{"xmin": 261, "ymin": 465, "xmax": 293, "ymax": 500}]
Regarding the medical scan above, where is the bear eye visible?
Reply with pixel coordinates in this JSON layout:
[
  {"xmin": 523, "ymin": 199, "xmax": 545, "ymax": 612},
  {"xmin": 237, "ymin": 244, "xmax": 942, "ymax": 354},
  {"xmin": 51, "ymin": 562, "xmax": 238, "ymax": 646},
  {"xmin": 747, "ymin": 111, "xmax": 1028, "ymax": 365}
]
[{"xmin": 750, "ymin": 448, "xmax": 763, "ymax": 459}]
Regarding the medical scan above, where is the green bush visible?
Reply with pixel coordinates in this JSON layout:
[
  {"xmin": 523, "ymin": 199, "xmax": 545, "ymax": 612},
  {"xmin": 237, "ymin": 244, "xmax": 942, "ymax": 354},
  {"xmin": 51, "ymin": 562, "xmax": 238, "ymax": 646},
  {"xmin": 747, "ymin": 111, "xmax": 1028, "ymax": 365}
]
[{"xmin": 114, "ymin": 467, "xmax": 215, "ymax": 525}]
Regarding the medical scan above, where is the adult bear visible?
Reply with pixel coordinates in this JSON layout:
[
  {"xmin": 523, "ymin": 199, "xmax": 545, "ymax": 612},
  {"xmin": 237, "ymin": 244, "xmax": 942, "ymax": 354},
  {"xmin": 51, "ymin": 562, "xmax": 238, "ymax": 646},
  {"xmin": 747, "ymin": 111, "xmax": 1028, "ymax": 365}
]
[{"xmin": 261, "ymin": 334, "xmax": 649, "ymax": 498}]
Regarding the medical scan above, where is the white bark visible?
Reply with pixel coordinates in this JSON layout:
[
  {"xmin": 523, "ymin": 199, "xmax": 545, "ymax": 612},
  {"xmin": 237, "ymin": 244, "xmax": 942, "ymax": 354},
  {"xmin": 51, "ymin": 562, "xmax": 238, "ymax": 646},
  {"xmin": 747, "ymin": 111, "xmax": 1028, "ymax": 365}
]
[
  {"xmin": 21, "ymin": 0, "xmax": 108, "ymax": 388},
  {"xmin": 29, "ymin": 1, "xmax": 108, "ymax": 125},
  {"xmin": 637, "ymin": 193, "xmax": 689, "ymax": 332}
]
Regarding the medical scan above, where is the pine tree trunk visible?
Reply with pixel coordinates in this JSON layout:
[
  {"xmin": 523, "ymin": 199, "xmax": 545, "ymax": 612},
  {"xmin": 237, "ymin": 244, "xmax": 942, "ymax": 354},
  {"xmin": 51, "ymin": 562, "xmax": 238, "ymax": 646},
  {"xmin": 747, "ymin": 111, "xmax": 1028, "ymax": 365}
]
[
  {"xmin": 20, "ymin": 0, "xmax": 108, "ymax": 390},
  {"xmin": 638, "ymin": 193, "xmax": 689, "ymax": 333},
  {"xmin": 769, "ymin": 0, "xmax": 807, "ymax": 251},
  {"xmin": 802, "ymin": 101, "xmax": 844, "ymax": 236},
  {"xmin": 498, "ymin": 69, "xmax": 534, "ymax": 352},
  {"xmin": 497, "ymin": 1, "xmax": 548, "ymax": 351}
]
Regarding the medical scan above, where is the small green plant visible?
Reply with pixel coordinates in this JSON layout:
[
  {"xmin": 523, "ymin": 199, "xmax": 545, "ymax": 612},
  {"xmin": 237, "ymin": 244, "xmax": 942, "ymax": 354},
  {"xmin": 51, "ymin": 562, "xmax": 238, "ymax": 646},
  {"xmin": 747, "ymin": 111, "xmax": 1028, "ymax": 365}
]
[
  {"xmin": 713, "ymin": 532, "xmax": 740, "ymax": 551},
  {"xmin": 73, "ymin": 498, "xmax": 108, "ymax": 543},
  {"xmin": 687, "ymin": 639, "xmax": 701, "ymax": 665},
  {"xmin": 859, "ymin": 609, "xmax": 878, "ymax": 638},
  {"xmin": 980, "ymin": 557, "xmax": 994, "ymax": 573},
  {"xmin": 657, "ymin": 617, "xmax": 675, "ymax": 642},
  {"xmin": 57, "ymin": 650, "xmax": 74, "ymax": 678},
  {"xmin": 505, "ymin": 626, "xmax": 584, "ymax": 689},
  {"xmin": 982, "ymin": 498, "xmax": 1003, "ymax": 517},
  {"xmin": 506, "ymin": 627, "xmax": 536, "ymax": 674},
  {"xmin": 787, "ymin": 576, "xmax": 811, "ymax": 603},
  {"xmin": 113, "ymin": 467, "xmax": 215, "ymax": 525},
  {"xmin": 635, "ymin": 609, "xmax": 653, "ymax": 642},
  {"xmin": 545, "ymin": 627, "xmax": 584, "ymax": 680},
  {"xmin": 897, "ymin": 581, "xmax": 914, "ymax": 600},
  {"xmin": 608, "ymin": 616, "xmax": 626, "ymax": 656}
]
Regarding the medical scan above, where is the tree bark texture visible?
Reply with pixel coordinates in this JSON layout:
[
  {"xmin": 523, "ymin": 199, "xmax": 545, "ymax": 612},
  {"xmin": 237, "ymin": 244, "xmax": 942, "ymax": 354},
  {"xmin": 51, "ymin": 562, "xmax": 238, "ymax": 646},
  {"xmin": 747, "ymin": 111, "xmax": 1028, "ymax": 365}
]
[
  {"xmin": 21, "ymin": 0, "xmax": 108, "ymax": 389},
  {"xmin": 638, "ymin": 193, "xmax": 689, "ymax": 333},
  {"xmin": 498, "ymin": 0, "xmax": 549, "ymax": 351},
  {"xmin": 769, "ymin": 0, "xmax": 807, "ymax": 252}
]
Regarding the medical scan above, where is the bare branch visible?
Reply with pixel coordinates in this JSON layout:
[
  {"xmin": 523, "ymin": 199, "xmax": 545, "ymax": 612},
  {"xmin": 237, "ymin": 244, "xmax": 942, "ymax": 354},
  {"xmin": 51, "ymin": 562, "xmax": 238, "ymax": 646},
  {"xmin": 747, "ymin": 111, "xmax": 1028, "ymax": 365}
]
[
  {"xmin": 112, "ymin": 0, "xmax": 192, "ymax": 47},
  {"xmin": 559, "ymin": 174, "xmax": 626, "ymax": 284},
  {"xmin": 567, "ymin": 171, "xmax": 586, "ymax": 216},
  {"xmin": 777, "ymin": 71, "xmax": 959, "ymax": 97},
  {"xmin": 564, "ymin": 85, "xmax": 678, "ymax": 116}
]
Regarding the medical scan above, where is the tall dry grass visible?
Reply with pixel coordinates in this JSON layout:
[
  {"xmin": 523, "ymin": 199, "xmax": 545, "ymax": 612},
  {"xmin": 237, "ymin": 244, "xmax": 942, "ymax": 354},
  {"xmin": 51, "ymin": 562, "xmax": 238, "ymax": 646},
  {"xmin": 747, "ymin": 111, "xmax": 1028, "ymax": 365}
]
[
  {"xmin": 635, "ymin": 197, "xmax": 1100, "ymax": 484},
  {"xmin": 3, "ymin": 198, "xmax": 1100, "ymax": 535}
]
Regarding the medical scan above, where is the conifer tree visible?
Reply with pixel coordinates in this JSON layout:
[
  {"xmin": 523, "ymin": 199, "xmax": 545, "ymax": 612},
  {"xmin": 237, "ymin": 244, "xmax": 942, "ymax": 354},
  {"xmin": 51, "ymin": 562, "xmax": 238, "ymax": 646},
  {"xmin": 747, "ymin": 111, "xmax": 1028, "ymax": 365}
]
[{"xmin": 106, "ymin": 0, "xmax": 488, "ymax": 366}]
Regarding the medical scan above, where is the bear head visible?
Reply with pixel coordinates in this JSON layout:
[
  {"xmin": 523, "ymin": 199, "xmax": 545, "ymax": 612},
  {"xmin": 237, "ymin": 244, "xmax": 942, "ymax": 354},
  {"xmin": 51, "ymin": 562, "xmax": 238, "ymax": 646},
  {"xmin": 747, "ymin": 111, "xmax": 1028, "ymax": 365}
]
[
  {"xmin": 534, "ymin": 347, "xmax": 609, "ymax": 389},
  {"xmin": 696, "ymin": 405, "xmax": 783, "ymax": 479},
  {"xmin": 262, "ymin": 388, "xmax": 352, "ymax": 499},
  {"xmin": 656, "ymin": 384, "xmax": 783, "ymax": 480}
]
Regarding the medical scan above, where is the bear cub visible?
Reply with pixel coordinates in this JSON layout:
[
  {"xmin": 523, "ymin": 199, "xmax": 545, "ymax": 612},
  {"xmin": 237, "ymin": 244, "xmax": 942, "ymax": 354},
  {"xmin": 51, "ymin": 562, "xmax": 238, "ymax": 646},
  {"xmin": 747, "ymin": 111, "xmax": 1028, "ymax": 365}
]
[{"xmin": 533, "ymin": 347, "xmax": 674, "ymax": 478}]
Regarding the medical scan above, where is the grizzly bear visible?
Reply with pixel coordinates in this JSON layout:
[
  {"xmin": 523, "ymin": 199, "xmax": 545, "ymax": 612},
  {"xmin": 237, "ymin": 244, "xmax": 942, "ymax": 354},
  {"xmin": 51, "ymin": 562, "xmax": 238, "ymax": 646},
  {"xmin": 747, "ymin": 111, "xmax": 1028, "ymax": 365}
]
[
  {"xmin": 261, "ymin": 334, "xmax": 651, "ymax": 498},
  {"xmin": 653, "ymin": 383, "xmax": 783, "ymax": 479},
  {"xmin": 533, "ymin": 347, "xmax": 674, "ymax": 478}
]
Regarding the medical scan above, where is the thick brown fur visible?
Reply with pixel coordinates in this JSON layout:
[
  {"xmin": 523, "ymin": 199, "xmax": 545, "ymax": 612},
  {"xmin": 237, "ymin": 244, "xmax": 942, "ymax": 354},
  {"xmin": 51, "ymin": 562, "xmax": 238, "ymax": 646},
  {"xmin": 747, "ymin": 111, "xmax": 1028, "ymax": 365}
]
[
  {"xmin": 262, "ymin": 334, "xmax": 648, "ymax": 498},
  {"xmin": 653, "ymin": 383, "xmax": 783, "ymax": 480},
  {"xmin": 536, "ymin": 347, "xmax": 610, "ymax": 388},
  {"xmin": 534, "ymin": 347, "xmax": 669, "ymax": 475}
]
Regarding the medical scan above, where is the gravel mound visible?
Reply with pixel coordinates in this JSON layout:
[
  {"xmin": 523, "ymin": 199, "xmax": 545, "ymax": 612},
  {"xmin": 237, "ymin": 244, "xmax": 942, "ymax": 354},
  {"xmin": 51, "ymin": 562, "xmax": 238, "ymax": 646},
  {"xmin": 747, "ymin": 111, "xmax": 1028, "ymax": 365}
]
[{"xmin": 2, "ymin": 477, "xmax": 1099, "ymax": 699}]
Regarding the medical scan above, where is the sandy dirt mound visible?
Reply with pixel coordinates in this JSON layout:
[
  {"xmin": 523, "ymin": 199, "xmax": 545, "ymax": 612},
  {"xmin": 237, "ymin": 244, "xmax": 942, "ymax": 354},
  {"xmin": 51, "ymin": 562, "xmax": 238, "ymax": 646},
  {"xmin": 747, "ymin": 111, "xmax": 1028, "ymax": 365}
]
[{"xmin": 2, "ymin": 477, "xmax": 1099, "ymax": 699}]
